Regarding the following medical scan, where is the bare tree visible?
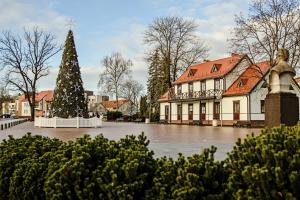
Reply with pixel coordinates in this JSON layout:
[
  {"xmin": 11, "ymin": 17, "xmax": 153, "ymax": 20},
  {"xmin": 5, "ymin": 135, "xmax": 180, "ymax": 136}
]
[
  {"xmin": 98, "ymin": 52, "xmax": 132, "ymax": 108},
  {"xmin": 229, "ymin": 0, "xmax": 300, "ymax": 70},
  {"xmin": 144, "ymin": 16, "xmax": 209, "ymax": 88},
  {"xmin": 121, "ymin": 79, "xmax": 144, "ymax": 115},
  {"xmin": 0, "ymin": 28, "xmax": 61, "ymax": 120}
]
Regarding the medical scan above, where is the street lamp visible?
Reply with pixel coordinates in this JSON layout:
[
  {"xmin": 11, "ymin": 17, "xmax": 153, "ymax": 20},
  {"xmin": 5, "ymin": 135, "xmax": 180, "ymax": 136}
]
[{"xmin": 146, "ymin": 95, "xmax": 151, "ymax": 123}]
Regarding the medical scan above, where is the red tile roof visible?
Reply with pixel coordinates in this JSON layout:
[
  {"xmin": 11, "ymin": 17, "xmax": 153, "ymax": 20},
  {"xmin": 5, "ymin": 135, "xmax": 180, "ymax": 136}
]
[
  {"xmin": 223, "ymin": 61, "xmax": 270, "ymax": 96},
  {"xmin": 158, "ymin": 91, "xmax": 170, "ymax": 102},
  {"xmin": 20, "ymin": 90, "xmax": 54, "ymax": 102},
  {"xmin": 36, "ymin": 90, "xmax": 54, "ymax": 102},
  {"xmin": 173, "ymin": 54, "xmax": 246, "ymax": 84},
  {"xmin": 101, "ymin": 99, "xmax": 129, "ymax": 110}
]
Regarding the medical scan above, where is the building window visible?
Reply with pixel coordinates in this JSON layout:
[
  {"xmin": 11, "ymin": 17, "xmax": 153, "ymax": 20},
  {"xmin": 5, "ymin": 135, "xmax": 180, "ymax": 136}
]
[
  {"xmin": 188, "ymin": 104, "xmax": 193, "ymax": 120},
  {"xmin": 213, "ymin": 102, "xmax": 220, "ymax": 120},
  {"xmin": 214, "ymin": 79, "xmax": 221, "ymax": 90},
  {"xmin": 200, "ymin": 103, "xmax": 206, "ymax": 120},
  {"xmin": 200, "ymin": 81, "xmax": 206, "ymax": 92},
  {"xmin": 211, "ymin": 64, "xmax": 221, "ymax": 73},
  {"xmin": 188, "ymin": 82, "xmax": 193, "ymax": 97},
  {"xmin": 188, "ymin": 69, "xmax": 197, "ymax": 77},
  {"xmin": 238, "ymin": 79, "xmax": 248, "ymax": 87},
  {"xmin": 177, "ymin": 84, "xmax": 182, "ymax": 94},
  {"xmin": 177, "ymin": 104, "xmax": 182, "ymax": 121},
  {"xmin": 261, "ymin": 100, "xmax": 265, "ymax": 113}
]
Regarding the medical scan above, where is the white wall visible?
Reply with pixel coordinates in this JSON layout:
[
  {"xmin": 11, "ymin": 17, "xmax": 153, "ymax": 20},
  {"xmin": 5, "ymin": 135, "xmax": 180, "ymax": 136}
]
[
  {"xmin": 22, "ymin": 102, "xmax": 31, "ymax": 116},
  {"xmin": 250, "ymin": 80, "xmax": 268, "ymax": 120},
  {"xmin": 182, "ymin": 83, "xmax": 189, "ymax": 93},
  {"xmin": 221, "ymin": 96, "xmax": 248, "ymax": 120},
  {"xmin": 206, "ymin": 79, "xmax": 214, "ymax": 90},
  {"xmin": 182, "ymin": 103, "xmax": 188, "ymax": 120},
  {"xmin": 224, "ymin": 58, "xmax": 251, "ymax": 90},
  {"xmin": 171, "ymin": 102, "xmax": 177, "ymax": 121},
  {"xmin": 159, "ymin": 102, "xmax": 169, "ymax": 120}
]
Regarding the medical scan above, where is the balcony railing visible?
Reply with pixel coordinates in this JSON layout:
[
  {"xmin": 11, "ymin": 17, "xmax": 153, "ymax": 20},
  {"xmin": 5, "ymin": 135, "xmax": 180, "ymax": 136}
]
[{"xmin": 170, "ymin": 89, "xmax": 223, "ymax": 100}]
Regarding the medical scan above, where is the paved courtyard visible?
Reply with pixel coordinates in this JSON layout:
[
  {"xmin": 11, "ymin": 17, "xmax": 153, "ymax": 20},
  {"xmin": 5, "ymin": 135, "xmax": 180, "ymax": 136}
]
[{"xmin": 0, "ymin": 122, "xmax": 261, "ymax": 160}]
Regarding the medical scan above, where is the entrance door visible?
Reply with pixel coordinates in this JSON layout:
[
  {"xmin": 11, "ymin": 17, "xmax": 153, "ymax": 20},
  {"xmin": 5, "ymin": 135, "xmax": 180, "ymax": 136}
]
[
  {"xmin": 165, "ymin": 105, "xmax": 169, "ymax": 121},
  {"xmin": 213, "ymin": 102, "xmax": 220, "ymax": 120},
  {"xmin": 233, "ymin": 101, "xmax": 240, "ymax": 120},
  {"xmin": 188, "ymin": 104, "xmax": 193, "ymax": 120},
  {"xmin": 200, "ymin": 103, "xmax": 206, "ymax": 120}
]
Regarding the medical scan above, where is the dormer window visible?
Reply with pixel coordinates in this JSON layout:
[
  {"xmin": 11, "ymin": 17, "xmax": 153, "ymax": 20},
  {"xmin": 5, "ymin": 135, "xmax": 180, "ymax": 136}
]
[
  {"xmin": 237, "ymin": 79, "xmax": 248, "ymax": 87},
  {"xmin": 188, "ymin": 69, "xmax": 197, "ymax": 77},
  {"xmin": 211, "ymin": 64, "xmax": 221, "ymax": 73}
]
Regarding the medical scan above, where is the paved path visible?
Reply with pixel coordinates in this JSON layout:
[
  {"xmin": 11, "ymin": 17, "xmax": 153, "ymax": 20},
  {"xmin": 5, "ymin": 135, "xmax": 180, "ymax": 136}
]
[{"xmin": 0, "ymin": 121, "xmax": 261, "ymax": 160}]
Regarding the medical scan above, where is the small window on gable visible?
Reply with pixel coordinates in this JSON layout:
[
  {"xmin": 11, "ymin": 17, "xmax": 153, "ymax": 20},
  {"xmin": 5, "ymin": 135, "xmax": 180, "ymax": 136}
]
[
  {"xmin": 261, "ymin": 81, "xmax": 268, "ymax": 88},
  {"xmin": 211, "ymin": 64, "xmax": 221, "ymax": 73},
  {"xmin": 188, "ymin": 69, "xmax": 197, "ymax": 77},
  {"xmin": 237, "ymin": 78, "xmax": 248, "ymax": 88}
]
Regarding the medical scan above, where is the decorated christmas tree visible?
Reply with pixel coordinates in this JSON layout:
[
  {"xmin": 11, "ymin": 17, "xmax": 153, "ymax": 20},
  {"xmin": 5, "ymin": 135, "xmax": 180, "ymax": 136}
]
[{"xmin": 51, "ymin": 30, "xmax": 88, "ymax": 118}]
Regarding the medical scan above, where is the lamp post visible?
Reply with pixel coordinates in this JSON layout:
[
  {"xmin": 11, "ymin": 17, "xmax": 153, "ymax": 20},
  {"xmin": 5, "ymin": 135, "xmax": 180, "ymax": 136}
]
[{"xmin": 146, "ymin": 95, "xmax": 151, "ymax": 123}]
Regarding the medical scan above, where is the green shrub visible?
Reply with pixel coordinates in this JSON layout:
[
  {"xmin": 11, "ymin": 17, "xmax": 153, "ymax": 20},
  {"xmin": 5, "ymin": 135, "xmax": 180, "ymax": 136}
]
[
  {"xmin": 226, "ymin": 125, "xmax": 300, "ymax": 199},
  {"xmin": 107, "ymin": 111, "xmax": 123, "ymax": 121},
  {"xmin": 147, "ymin": 147, "xmax": 227, "ymax": 200},
  {"xmin": 0, "ymin": 133, "xmax": 62, "ymax": 199},
  {"xmin": 0, "ymin": 124, "xmax": 299, "ymax": 200}
]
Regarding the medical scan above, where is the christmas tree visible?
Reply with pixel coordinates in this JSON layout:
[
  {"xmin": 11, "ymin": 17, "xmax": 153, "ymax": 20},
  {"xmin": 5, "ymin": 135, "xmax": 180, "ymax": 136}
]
[{"xmin": 51, "ymin": 30, "xmax": 88, "ymax": 118}]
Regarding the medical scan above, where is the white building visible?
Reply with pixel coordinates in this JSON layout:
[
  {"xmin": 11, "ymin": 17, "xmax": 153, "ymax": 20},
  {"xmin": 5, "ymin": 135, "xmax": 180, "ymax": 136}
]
[{"xmin": 159, "ymin": 53, "xmax": 300, "ymax": 127}]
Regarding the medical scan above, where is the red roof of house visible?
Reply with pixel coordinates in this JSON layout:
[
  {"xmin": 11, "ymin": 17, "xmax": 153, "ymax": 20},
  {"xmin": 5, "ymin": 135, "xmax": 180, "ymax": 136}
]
[
  {"xmin": 101, "ymin": 99, "xmax": 129, "ymax": 109},
  {"xmin": 36, "ymin": 90, "xmax": 54, "ymax": 102},
  {"xmin": 158, "ymin": 91, "xmax": 170, "ymax": 102},
  {"xmin": 223, "ymin": 61, "xmax": 270, "ymax": 96},
  {"xmin": 20, "ymin": 90, "xmax": 54, "ymax": 102},
  {"xmin": 173, "ymin": 54, "xmax": 246, "ymax": 84}
]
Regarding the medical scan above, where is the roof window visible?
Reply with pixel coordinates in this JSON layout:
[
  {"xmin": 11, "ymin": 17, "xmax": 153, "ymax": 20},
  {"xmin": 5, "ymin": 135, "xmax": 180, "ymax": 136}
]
[
  {"xmin": 237, "ymin": 78, "xmax": 248, "ymax": 87},
  {"xmin": 188, "ymin": 69, "xmax": 197, "ymax": 77},
  {"xmin": 211, "ymin": 64, "xmax": 221, "ymax": 73}
]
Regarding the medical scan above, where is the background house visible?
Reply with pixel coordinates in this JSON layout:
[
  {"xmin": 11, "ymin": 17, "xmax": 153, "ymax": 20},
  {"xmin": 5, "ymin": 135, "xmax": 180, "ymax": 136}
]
[{"xmin": 159, "ymin": 53, "xmax": 300, "ymax": 126}]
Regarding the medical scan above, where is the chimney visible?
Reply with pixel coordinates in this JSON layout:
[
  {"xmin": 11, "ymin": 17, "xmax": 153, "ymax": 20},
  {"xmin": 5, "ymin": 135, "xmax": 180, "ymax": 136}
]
[{"xmin": 203, "ymin": 59, "xmax": 210, "ymax": 62}]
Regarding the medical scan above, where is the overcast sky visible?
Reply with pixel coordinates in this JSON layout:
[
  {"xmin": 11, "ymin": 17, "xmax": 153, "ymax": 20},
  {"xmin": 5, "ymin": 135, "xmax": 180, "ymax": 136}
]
[{"xmin": 0, "ymin": 0, "xmax": 250, "ymax": 93}]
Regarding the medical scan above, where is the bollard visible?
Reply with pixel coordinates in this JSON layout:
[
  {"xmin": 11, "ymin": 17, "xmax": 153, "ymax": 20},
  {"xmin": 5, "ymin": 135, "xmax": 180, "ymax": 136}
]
[{"xmin": 1, "ymin": 124, "xmax": 3, "ymax": 130}]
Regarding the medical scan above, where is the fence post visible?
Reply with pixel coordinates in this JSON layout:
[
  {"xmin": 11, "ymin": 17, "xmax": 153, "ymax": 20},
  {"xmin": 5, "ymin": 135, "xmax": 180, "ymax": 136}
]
[
  {"xmin": 77, "ymin": 117, "xmax": 79, "ymax": 128},
  {"xmin": 54, "ymin": 117, "xmax": 57, "ymax": 128}
]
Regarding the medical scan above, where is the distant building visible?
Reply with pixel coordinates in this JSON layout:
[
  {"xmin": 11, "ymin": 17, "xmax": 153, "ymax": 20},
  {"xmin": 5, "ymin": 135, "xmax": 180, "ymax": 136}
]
[
  {"xmin": 1, "ymin": 101, "xmax": 17, "ymax": 116},
  {"xmin": 87, "ymin": 95, "xmax": 136, "ymax": 116}
]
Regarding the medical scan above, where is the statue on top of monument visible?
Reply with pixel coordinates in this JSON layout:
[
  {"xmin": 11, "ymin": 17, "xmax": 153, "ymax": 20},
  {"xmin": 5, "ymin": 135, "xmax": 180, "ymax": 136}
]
[{"xmin": 269, "ymin": 48, "xmax": 296, "ymax": 94}]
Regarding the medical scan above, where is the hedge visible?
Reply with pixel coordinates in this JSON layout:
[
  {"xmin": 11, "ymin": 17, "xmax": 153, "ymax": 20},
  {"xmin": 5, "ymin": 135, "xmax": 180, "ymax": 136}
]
[{"xmin": 0, "ymin": 124, "xmax": 299, "ymax": 200}]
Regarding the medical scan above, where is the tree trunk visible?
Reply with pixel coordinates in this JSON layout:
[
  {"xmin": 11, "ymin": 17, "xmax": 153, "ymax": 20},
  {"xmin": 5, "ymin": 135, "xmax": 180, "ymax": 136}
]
[{"xmin": 30, "ymin": 92, "xmax": 36, "ymax": 121}]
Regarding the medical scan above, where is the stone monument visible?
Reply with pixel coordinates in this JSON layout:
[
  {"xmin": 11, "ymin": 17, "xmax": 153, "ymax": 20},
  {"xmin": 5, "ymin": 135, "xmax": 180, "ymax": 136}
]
[{"xmin": 265, "ymin": 48, "xmax": 299, "ymax": 128}]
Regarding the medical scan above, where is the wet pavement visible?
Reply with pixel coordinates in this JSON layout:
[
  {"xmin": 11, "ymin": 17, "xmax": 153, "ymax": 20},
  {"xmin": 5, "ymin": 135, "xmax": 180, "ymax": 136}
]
[{"xmin": 0, "ymin": 122, "xmax": 261, "ymax": 160}]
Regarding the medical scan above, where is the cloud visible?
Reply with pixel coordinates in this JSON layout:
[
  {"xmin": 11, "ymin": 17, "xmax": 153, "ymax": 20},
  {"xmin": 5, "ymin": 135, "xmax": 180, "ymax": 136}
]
[
  {"xmin": 0, "ymin": 0, "xmax": 68, "ymax": 42},
  {"xmin": 104, "ymin": 23, "xmax": 148, "ymax": 89}
]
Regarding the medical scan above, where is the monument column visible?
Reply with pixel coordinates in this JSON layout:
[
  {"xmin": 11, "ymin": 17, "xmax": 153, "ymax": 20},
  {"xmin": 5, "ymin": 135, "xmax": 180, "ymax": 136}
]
[{"xmin": 265, "ymin": 48, "xmax": 299, "ymax": 128}]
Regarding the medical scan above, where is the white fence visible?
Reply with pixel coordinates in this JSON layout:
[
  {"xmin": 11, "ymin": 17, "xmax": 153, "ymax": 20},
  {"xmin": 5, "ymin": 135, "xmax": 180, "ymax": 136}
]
[{"xmin": 34, "ymin": 117, "xmax": 102, "ymax": 128}]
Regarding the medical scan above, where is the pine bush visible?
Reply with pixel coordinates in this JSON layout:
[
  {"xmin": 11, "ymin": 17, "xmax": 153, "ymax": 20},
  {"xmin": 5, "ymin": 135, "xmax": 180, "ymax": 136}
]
[{"xmin": 0, "ymin": 124, "xmax": 299, "ymax": 199}]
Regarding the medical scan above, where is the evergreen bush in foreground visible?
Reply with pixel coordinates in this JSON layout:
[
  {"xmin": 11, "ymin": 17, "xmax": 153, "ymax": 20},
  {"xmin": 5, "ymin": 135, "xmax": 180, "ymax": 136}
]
[{"xmin": 0, "ymin": 124, "xmax": 299, "ymax": 200}]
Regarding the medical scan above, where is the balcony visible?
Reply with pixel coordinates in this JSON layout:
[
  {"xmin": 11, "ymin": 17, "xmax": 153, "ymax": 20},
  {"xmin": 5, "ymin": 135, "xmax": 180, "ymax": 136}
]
[{"xmin": 170, "ymin": 89, "xmax": 223, "ymax": 101}]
